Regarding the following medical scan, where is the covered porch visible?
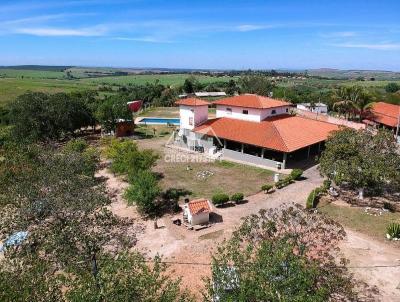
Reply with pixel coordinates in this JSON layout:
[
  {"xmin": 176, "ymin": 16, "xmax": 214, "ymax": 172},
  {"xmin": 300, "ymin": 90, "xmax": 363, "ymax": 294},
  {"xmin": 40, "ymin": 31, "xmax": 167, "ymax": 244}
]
[{"xmin": 211, "ymin": 137, "xmax": 324, "ymax": 170}]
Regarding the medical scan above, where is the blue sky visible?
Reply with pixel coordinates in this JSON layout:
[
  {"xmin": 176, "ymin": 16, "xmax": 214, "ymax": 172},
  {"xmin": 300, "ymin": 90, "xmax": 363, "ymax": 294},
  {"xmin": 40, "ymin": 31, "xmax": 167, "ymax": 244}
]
[{"xmin": 0, "ymin": 0, "xmax": 399, "ymax": 70}]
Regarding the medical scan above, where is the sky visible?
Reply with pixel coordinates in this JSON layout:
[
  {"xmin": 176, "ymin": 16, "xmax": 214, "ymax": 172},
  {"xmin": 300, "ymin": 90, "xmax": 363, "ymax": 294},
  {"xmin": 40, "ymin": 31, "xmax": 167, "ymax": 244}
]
[{"xmin": 0, "ymin": 0, "xmax": 399, "ymax": 70}]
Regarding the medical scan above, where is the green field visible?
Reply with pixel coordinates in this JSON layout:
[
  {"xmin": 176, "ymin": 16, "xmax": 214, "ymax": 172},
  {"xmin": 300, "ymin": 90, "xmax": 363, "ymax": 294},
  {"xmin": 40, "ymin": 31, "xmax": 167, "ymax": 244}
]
[
  {"xmin": 0, "ymin": 69, "xmax": 67, "ymax": 79},
  {"xmin": 0, "ymin": 78, "xmax": 95, "ymax": 105},
  {"xmin": 81, "ymin": 73, "xmax": 234, "ymax": 86}
]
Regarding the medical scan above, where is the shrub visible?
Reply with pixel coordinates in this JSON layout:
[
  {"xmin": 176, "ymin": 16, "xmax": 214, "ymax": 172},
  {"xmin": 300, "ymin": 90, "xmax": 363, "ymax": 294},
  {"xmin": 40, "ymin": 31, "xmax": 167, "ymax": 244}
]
[
  {"xmin": 283, "ymin": 176, "xmax": 293, "ymax": 185},
  {"xmin": 261, "ymin": 184, "xmax": 273, "ymax": 193},
  {"xmin": 290, "ymin": 169, "xmax": 303, "ymax": 180},
  {"xmin": 231, "ymin": 192, "xmax": 244, "ymax": 203},
  {"xmin": 322, "ymin": 179, "xmax": 332, "ymax": 191},
  {"xmin": 383, "ymin": 202, "xmax": 396, "ymax": 213},
  {"xmin": 306, "ymin": 188, "xmax": 321, "ymax": 209},
  {"xmin": 386, "ymin": 223, "xmax": 400, "ymax": 239},
  {"xmin": 64, "ymin": 138, "xmax": 88, "ymax": 153},
  {"xmin": 275, "ymin": 176, "xmax": 293, "ymax": 189},
  {"xmin": 212, "ymin": 193, "xmax": 230, "ymax": 206},
  {"xmin": 275, "ymin": 180, "xmax": 285, "ymax": 189}
]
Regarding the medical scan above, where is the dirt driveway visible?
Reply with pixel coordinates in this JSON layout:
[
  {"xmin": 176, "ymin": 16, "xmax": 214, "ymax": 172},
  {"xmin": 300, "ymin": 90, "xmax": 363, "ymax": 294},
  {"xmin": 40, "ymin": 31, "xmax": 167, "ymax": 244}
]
[{"xmin": 97, "ymin": 164, "xmax": 400, "ymax": 301}]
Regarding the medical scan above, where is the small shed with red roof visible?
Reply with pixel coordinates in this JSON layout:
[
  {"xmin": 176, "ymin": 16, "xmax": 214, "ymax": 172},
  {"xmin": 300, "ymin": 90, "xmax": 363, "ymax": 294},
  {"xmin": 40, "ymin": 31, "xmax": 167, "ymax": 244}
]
[{"xmin": 183, "ymin": 199, "xmax": 212, "ymax": 226}]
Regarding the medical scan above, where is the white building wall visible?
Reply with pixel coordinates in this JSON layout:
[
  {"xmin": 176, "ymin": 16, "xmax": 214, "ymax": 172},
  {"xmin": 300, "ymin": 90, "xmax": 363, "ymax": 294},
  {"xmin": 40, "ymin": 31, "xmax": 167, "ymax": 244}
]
[
  {"xmin": 259, "ymin": 106, "xmax": 291, "ymax": 120},
  {"xmin": 190, "ymin": 212, "xmax": 209, "ymax": 225},
  {"xmin": 297, "ymin": 104, "xmax": 328, "ymax": 114},
  {"xmin": 179, "ymin": 105, "xmax": 208, "ymax": 130},
  {"xmin": 216, "ymin": 105, "xmax": 291, "ymax": 122}
]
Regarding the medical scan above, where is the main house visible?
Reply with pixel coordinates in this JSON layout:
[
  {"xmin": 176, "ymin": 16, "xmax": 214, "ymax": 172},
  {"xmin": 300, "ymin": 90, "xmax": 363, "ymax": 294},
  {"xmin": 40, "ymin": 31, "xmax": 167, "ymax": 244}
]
[{"xmin": 173, "ymin": 94, "xmax": 339, "ymax": 169}]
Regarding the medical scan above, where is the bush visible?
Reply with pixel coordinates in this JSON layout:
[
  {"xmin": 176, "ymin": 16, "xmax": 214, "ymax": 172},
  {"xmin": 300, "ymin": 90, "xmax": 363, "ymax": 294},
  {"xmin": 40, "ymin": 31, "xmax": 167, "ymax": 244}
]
[
  {"xmin": 64, "ymin": 138, "xmax": 88, "ymax": 153},
  {"xmin": 386, "ymin": 223, "xmax": 400, "ymax": 239},
  {"xmin": 231, "ymin": 192, "xmax": 244, "ymax": 203},
  {"xmin": 275, "ymin": 180, "xmax": 285, "ymax": 189},
  {"xmin": 283, "ymin": 176, "xmax": 293, "ymax": 185},
  {"xmin": 383, "ymin": 202, "xmax": 396, "ymax": 213},
  {"xmin": 290, "ymin": 169, "xmax": 303, "ymax": 180},
  {"xmin": 275, "ymin": 176, "xmax": 293, "ymax": 189},
  {"xmin": 261, "ymin": 184, "xmax": 273, "ymax": 193},
  {"xmin": 306, "ymin": 188, "xmax": 320, "ymax": 209},
  {"xmin": 212, "ymin": 193, "xmax": 230, "ymax": 206},
  {"xmin": 322, "ymin": 179, "xmax": 332, "ymax": 191}
]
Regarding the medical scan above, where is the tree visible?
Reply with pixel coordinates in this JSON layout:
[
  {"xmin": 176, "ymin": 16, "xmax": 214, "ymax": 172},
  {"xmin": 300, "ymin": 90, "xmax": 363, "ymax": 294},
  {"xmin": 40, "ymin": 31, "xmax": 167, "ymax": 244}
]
[
  {"xmin": 64, "ymin": 252, "xmax": 193, "ymax": 302},
  {"xmin": 124, "ymin": 169, "xmax": 161, "ymax": 215},
  {"xmin": 239, "ymin": 74, "xmax": 275, "ymax": 96},
  {"xmin": 0, "ymin": 144, "xmax": 137, "ymax": 271},
  {"xmin": 206, "ymin": 206, "xmax": 361, "ymax": 301},
  {"xmin": 182, "ymin": 76, "xmax": 201, "ymax": 93},
  {"xmin": 333, "ymin": 86, "xmax": 363, "ymax": 119},
  {"xmin": 319, "ymin": 128, "xmax": 400, "ymax": 198},
  {"xmin": 351, "ymin": 91, "xmax": 375, "ymax": 121},
  {"xmin": 225, "ymin": 79, "xmax": 238, "ymax": 95},
  {"xmin": 385, "ymin": 82, "xmax": 400, "ymax": 93},
  {"xmin": 104, "ymin": 138, "xmax": 159, "ymax": 178},
  {"xmin": 8, "ymin": 92, "xmax": 94, "ymax": 142},
  {"xmin": 96, "ymin": 94, "xmax": 132, "ymax": 133}
]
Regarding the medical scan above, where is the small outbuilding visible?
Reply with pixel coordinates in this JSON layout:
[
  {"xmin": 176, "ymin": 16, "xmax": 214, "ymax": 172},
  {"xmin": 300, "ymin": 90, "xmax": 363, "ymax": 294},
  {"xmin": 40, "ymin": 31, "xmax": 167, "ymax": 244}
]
[
  {"xmin": 183, "ymin": 199, "xmax": 212, "ymax": 226},
  {"xmin": 115, "ymin": 120, "xmax": 135, "ymax": 137}
]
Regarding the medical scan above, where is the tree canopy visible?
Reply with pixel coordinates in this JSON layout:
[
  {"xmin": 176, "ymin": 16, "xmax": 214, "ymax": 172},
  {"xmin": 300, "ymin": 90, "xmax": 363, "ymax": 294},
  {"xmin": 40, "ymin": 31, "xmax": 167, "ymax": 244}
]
[
  {"xmin": 206, "ymin": 205, "xmax": 361, "ymax": 301},
  {"xmin": 319, "ymin": 128, "xmax": 400, "ymax": 196},
  {"xmin": 239, "ymin": 74, "xmax": 275, "ymax": 96},
  {"xmin": 8, "ymin": 92, "xmax": 94, "ymax": 142}
]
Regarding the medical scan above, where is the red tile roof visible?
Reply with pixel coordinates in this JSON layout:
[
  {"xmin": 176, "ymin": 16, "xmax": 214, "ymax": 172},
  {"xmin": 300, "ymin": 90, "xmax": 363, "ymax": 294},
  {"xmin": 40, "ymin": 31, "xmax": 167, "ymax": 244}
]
[
  {"xmin": 365, "ymin": 102, "xmax": 399, "ymax": 128},
  {"xmin": 175, "ymin": 98, "xmax": 209, "ymax": 106},
  {"xmin": 188, "ymin": 199, "xmax": 212, "ymax": 215},
  {"xmin": 194, "ymin": 115, "xmax": 340, "ymax": 153},
  {"xmin": 213, "ymin": 94, "xmax": 291, "ymax": 109}
]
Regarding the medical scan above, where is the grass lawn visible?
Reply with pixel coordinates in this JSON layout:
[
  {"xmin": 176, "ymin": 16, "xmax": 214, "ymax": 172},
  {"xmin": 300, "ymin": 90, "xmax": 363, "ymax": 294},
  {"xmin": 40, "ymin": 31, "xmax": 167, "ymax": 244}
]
[
  {"xmin": 318, "ymin": 200, "xmax": 400, "ymax": 243},
  {"xmin": 133, "ymin": 127, "xmax": 275, "ymax": 200},
  {"xmin": 138, "ymin": 106, "xmax": 216, "ymax": 119},
  {"xmin": 156, "ymin": 158, "xmax": 274, "ymax": 200},
  {"xmin": 139, "ymin": 107, "xmax": 180, "ymax": 118}
]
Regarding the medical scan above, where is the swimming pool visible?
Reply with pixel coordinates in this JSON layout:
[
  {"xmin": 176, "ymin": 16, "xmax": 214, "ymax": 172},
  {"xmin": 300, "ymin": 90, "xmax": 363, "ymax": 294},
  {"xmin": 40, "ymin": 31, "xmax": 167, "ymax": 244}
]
[{"xmin": 138, "ymin": 117, "xmax": 180, "ymax": 125}]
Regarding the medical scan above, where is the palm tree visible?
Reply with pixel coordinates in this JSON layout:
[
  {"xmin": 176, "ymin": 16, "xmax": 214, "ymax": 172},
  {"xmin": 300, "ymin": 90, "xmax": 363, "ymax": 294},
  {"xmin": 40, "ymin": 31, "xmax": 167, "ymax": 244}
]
[
  {"xmin": 333, "ymin": 86, "xmax": 364, "ymax": 120},
  {"xmin": 351, "ymin": 92, "xmax": 375, "ymax": 121}
]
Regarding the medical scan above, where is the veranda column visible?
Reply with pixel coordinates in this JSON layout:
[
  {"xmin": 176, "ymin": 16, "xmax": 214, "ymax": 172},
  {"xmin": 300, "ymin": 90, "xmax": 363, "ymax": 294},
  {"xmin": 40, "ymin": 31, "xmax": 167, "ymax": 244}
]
[{"xmin": 282, "ymin": 153, "xmax": 287, "ymax": 169}]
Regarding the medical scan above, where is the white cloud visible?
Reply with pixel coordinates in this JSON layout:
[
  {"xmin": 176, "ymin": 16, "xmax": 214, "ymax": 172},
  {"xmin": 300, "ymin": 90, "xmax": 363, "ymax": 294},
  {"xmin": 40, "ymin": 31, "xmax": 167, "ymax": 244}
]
[
  {"xmin": 235, "ymin": 24, "xmax": 273, "ymax": 32},
  {"xmin": 322, "ymin": 31, "xmax": 357, "ymax": 38},
  {"xmin": 332, "ymin": 42, "xmax": 400, "ymax": 50},
  {"xmin": 14, "ymin": 26, "xmax": 107, "ymax": 37},
  {"xmin": 113, "ymin": 36, "xmax": 173, "ymax": 43}
]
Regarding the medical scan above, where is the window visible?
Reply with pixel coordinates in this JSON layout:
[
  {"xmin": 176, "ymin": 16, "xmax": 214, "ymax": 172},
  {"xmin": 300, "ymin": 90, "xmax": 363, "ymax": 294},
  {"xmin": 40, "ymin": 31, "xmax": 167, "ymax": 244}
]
[
  {"xmin": 189, "ymin": 117, "xmax": 193, "ymax": 126},
  {"xmin": 286, "ymin": 108, "xmax": 289, "ymax": 113},
  {"xmin": 226, "ymin": 107, "xmax": 232, "ymax": 114},
  {"xmin": 271, "ymin": 109, "xmax": 276, "ymax": 114},
  {"xmin": 242, "ymin": 110, "xmax": 249, "ymax": 115}
]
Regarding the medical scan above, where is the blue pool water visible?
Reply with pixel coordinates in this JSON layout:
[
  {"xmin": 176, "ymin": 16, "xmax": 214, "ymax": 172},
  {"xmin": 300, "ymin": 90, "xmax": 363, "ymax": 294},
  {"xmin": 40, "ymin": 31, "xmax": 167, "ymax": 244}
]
[{"xmin": 139, "ymin": 117, "xmax": 180, "ymax": 125}]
